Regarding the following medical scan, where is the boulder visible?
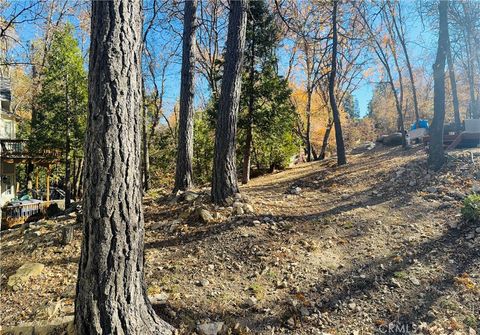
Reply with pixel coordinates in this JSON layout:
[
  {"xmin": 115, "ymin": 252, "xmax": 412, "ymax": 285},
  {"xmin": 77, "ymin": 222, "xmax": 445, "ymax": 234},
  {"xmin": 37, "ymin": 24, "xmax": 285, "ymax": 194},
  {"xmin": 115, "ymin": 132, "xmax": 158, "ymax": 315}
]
[
  {"xmin": 243, "ymin": 204, "xmax": 254, "ymax": 214},
  {"xmin": 184, "ymin": 191, "xmax": 199, "ymax": 202},
  {"xmin": 8, "ymin": 263, "xmax": 45, "ymax": 289},
  {"xmin": 382, "ymin": 132, "xmax": 404, "ymax": 146},
  {"xmin": 196, "ymin": 208, "xmax": 214, "ymax": 224},
  {"xmin": 351, "ymin": 141, "xmax": 375, "ymax": 154}
]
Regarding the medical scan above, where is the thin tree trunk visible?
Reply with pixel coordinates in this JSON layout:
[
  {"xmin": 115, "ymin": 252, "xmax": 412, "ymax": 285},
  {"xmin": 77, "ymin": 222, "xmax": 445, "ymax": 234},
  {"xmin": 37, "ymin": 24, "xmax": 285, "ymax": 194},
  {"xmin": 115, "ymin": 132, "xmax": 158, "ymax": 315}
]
[
  {"xmin": 447, "ymin": 37, "xmax": 461, "ymax": 133},
  {"xmin": 242, "ymin": 22, "xmax": 255, "ymax": 185},
  {"xmin": 174, "ymin": 0, "xmax": 198, "ymax": 192},
  {"xmin": 319, "ymin": 117, "xmax": 333, "ymax": 160},
  {"xmin": 72, "ymin": 156, "xmax": 77, "ymax": 200},
  {"xmin": 242, "ymin": 112, "xmax": 253, "ymax": 184},
  {"xmin": 142, "ymin": 83, "xmax": 150, "ymax": 191},
  {"xmin": 462, "ymin": 2, "xmax": 479, "ymax": 119},
  {"xmin": 428, "ymin": 0, "xmax": 448, "ymax": 171},
  {"xmin": 74, "ymin": 157, "xmax": 83, "ymax": 200},
  {"xmin": 355, "ymin": 2, "xmax": 406, "ymax": 147},
  {"xmin": 330, "ymin": 0, "xmax": 346, "ymax": 166},
  {"xmin": 389, "ymin": 43, "xmax": 404, "ymax": 129},
  {"xmin": 391, "ymin": 2, "xmax": 420, "ymax": 125},
  {"xmin": 211, "ymin": 0, "xmax": 247, "ymax": 204},
  {"xmin": 75, "ymin": 1, "xmax": 174, "ymax": 333},
  {"xmin": 64, "ymin": 75, "xmax": 71, "ymax": 208},
  {"xmin": 305, "ymin": 88, "xmax": 313, "ymax": 162}
]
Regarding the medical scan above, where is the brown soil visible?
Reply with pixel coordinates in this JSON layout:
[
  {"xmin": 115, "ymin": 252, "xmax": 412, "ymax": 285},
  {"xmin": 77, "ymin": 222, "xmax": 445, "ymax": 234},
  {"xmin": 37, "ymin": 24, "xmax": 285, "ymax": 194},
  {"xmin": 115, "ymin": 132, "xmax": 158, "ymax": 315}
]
[{"xmin": 1, "ymin": 145, "xmax": 479, "ymax": 334}]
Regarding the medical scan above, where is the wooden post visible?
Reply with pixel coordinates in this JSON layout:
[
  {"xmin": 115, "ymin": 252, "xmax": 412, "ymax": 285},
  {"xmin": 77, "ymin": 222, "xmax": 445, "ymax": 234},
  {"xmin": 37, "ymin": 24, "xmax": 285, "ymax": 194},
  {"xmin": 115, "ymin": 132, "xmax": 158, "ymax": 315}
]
[{"xmin": 46, "ymin": 165, "xmax": 50, "ymax": 203}]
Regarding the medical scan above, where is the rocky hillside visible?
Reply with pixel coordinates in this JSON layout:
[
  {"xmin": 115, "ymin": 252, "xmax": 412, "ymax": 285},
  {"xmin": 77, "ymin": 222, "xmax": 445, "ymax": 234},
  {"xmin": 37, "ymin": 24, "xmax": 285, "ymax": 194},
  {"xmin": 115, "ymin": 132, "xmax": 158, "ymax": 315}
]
[{"xmin": 1, "ymin": 145, "xmax": 479, "ymax": 335}]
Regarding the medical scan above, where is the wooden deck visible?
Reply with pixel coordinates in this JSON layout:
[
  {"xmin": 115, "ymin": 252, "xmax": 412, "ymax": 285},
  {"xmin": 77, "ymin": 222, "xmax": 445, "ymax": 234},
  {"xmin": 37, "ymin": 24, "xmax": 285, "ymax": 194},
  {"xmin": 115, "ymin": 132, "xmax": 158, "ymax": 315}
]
[
  {"xmin": 1, "ymin": 199, "xmax": 65, "ymax": 229},
  {"xmin": 0, "ymin": 139, "xmax": 61, "ymax": 165},
  {"xmin": 423, "ymin": 132, "xmax": 480, "ymax": 150}
]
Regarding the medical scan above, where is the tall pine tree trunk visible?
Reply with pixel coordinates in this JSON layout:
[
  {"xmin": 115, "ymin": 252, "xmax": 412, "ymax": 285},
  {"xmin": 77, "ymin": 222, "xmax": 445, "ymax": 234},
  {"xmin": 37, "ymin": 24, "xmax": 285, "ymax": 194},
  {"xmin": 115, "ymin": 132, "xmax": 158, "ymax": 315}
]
[
  {"xmin": 329, "ymin": 0, "xmax": 346, "ymax": 166},
  {"xmin": 75, "ymin": 1, "xmax": 173, "ymax": 333},
  {"xmin": 428, "ymin": 0, "xmax": 448, "ymax": 171},
  {"xmin": 211, "ymin": 0, "xmax": 247, "ymax": 204},
  {"xmin": 174, "ymin": 0, "xmax": 198, "ymax": 192}
]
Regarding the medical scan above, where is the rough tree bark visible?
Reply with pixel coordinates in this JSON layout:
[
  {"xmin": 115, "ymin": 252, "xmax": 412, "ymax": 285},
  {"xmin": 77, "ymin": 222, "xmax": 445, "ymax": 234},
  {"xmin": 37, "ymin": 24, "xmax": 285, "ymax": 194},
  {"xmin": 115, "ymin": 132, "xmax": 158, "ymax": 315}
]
[
  {"xmin": 447, "ymin": 36, "xmax": 461, "ymax": 133},
  {"xmin": 211, "ymin": 0, "xmax": 247, "ymax": 204},
  {"xmin": 174, "ymin": 0, "xmax": 198, "ymax": 192},
  {"xmin": 428, "ymin": 0, "xmax": 448, "ymax": 171},
  {"xmin": 329, "ymin": 0, "xmax": 346, "ymax": 166},
  {"xmin": 75, "ymin": 1, "xmax": 174, "ymax": 334}
]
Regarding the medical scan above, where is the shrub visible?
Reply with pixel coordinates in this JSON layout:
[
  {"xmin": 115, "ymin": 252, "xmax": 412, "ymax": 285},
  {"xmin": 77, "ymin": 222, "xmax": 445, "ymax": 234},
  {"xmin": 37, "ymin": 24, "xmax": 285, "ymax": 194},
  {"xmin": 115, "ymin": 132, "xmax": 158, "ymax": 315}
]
[{"xmin": 461, "ymin": 194, "xmax": 480, "ymax": 222}]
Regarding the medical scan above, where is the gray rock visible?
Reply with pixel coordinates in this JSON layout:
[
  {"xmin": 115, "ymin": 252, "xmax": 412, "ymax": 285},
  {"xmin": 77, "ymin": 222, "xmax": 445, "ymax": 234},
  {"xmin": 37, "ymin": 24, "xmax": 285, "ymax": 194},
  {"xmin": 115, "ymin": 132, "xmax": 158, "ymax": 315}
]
[
  {"xmin": 246, "ymin": 296, "xmax": 257, "ymax": 307},
  {"xmin": 233, "ymin": 202, "xmax": 243, "ymax": 209},
  {"xmin": 409, "ymin": 276, "xmax": 420, "ymax": 286},
  {"xmin": 184, "ymin": 191, "xmax": 199, "ymax": 202},
  {"xmin": 8, "ymin": 262, "xmax": 45, "ymax": 289},
  {"xmin": 234, "ymin": 207, "xmax": 244, "ymax": 215},
  {"xmin": 149, "ymin": 292, "xmax": 169, "ymax": 305},
  {"xmin": 243, "ymin": 203, "xmax": 254, "ymax": 214},
  {"xmin": 198, "ymin": 208, "xmax": 214, "ymax": 223},
  {"xmin": 197, "ymin": 322, "xmax": 225, "ymax": 335},
  {"xmin": 289, "ymin": 187, "xmax": 301, "ymax": 195}
]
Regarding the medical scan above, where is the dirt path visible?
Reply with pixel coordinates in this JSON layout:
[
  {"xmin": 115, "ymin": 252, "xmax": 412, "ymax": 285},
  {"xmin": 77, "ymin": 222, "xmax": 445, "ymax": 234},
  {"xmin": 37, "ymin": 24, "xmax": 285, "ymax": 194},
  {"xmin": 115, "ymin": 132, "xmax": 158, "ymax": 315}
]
[{"xmin": 1, "ymin": 146, "xmax": 479, "ymax": 334}]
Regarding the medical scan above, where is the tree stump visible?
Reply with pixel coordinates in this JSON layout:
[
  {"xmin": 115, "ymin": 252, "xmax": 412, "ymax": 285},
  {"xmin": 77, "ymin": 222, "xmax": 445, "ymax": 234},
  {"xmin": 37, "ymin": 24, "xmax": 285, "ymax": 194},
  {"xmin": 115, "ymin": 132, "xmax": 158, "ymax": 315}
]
[{"xmin": 61, "ymin": 226, "xmax": 74, "ymax": 246}]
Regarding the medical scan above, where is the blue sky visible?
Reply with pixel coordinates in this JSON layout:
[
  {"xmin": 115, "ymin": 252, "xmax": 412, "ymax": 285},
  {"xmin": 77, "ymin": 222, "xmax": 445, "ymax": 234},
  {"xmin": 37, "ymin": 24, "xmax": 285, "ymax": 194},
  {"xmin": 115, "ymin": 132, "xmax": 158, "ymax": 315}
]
[{"xmin": 5, "ymin": 1, "xmax": 438, "ymax": 119}]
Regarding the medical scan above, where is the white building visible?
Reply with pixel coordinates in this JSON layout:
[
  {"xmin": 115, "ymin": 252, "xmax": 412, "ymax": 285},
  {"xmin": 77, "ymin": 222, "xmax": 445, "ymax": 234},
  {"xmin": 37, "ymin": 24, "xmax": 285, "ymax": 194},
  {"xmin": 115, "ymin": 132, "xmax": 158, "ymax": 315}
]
[{"xmin": 0, "ymin": 74, "xmax": 17, "ymax": 206}]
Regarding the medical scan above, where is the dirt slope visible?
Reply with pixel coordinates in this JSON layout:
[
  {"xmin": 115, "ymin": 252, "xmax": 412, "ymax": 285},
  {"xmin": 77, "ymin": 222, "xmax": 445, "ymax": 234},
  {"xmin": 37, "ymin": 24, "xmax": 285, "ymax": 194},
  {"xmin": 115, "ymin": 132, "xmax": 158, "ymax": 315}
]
[{"xmin": 1, "ymin": 145, "xmax": 479, "ymax": 334}]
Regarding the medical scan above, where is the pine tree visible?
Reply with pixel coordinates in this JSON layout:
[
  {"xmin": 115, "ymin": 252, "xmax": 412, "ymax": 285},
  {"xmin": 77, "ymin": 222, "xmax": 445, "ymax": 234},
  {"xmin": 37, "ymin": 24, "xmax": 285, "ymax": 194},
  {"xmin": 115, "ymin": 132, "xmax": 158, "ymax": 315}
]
[
  {"xmin": 240, "ymin": 0, "xmax": 297, "ymax": 183},
  {"xmin": 211, "ymin": 0, "xmax": 248, "ymax": 204},
  {"xmin": 32, "ymin": 24, "xmax": 87, "ymax": 207},
  {"xmin": 75, "ymin": 1, "xmax": 173, "ymax": 333}
]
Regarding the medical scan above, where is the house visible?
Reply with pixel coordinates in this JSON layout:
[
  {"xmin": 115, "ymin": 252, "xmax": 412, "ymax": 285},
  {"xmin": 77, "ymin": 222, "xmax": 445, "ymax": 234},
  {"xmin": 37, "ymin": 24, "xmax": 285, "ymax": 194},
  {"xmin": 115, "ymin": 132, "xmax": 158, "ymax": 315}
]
[
  {"xmin": 1, "ymin": 65, "xmax": 63, "ymax": 228},
  {"xmin": 0, "ymin": 73, "xmax": 17, "ymax": 206}
]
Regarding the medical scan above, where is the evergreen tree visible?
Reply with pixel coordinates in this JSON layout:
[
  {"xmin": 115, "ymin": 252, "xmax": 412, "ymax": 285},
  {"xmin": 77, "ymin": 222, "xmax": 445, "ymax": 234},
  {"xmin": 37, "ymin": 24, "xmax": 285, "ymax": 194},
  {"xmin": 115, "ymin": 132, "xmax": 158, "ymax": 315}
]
[
  {"xmin": 32, "ymin": 24, "xmax": 87, "ymax": 206},
  {"xmin": 239, "ymin": 0, "xmax": 297, "ymax": 183},
  {"xmin": 343, "ymin": 93, "xmax": 361, "ymax": 120}
]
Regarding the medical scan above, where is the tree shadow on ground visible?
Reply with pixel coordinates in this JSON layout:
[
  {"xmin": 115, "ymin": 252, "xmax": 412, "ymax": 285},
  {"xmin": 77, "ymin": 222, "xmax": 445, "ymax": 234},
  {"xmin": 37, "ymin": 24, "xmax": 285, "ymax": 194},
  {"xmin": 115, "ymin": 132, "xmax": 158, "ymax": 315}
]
[{"xmin": 151, "ymin": 219, "xmax": 478, "ymax": 334}]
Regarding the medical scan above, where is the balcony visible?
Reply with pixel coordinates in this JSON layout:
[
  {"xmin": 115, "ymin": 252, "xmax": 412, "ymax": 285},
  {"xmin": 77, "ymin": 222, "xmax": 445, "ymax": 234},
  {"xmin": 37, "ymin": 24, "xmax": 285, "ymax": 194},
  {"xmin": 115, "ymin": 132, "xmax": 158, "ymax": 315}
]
[{"xmin": 0, "ymin": 139, "xmax": 61, "ymax": 164}]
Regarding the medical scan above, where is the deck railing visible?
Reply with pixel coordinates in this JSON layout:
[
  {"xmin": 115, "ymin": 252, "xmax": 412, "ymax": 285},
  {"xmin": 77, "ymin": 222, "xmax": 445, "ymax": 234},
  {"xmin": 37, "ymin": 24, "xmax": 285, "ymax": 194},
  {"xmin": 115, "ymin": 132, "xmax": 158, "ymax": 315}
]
[{"xmin": 0, "ymin": 139, "xmax": 61, "ymax": 160}]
